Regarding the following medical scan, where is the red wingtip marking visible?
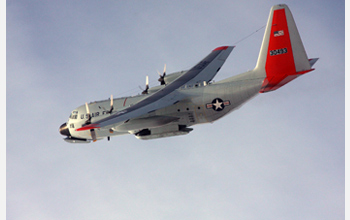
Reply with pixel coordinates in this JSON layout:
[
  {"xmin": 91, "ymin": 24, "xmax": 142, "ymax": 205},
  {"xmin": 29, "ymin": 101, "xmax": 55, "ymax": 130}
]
[
  {"xmin": 213, "ymin": 46, "xmax": 229, "ymax": 51},
  {"xmin": 76, "ymin": 124, "xmax": 100, "ymax": 131}
]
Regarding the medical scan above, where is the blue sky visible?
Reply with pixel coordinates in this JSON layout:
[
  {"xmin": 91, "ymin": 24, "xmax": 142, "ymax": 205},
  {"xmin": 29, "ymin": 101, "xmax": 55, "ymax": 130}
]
[{"xmin": 7, "ymin": 0, "xmax": 344, "ymax": 219}]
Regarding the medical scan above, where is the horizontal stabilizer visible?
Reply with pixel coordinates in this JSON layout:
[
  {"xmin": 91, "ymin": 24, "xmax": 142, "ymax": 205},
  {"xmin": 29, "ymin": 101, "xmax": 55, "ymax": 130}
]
[{"xmin": 309, "ymin": 58, "xmax": 319, "ymax": 67}]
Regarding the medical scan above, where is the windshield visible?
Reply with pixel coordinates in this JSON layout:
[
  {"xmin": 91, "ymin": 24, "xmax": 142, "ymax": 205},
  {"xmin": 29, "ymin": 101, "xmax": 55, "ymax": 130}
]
[{"xmin": 69, "ymin": 110, "xmax": 79, "ymax": 120}]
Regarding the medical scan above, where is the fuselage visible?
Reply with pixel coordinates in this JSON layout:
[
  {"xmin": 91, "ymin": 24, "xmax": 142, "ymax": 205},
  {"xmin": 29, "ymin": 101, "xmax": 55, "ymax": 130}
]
[
  {"xmin": 58, "ymin": 4, "xmax": 317, "ymax": 143},
  {"xmin": 60, "ymin": 70, "xmax": 264, "ymax": 142}
]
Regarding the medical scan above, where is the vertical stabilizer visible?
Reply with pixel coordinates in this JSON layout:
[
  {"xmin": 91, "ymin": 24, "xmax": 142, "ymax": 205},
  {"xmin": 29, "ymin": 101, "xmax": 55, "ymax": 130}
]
[{"xmin": 255, "ymin": 4, "xmax": 315, "ymax": 93}]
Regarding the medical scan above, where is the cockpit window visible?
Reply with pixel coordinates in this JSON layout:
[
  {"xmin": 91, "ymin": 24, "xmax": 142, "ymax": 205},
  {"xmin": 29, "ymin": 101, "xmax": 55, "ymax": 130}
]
[{"xmin": 69, "ymin": 111, "xmax": 79, "ymax": 120}]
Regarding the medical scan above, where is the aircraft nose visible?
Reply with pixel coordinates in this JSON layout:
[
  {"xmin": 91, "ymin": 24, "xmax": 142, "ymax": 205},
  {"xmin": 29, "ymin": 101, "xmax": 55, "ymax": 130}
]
[{"xmin": 59, "ymin": 123, "xmax": 71, "ymax": 137}]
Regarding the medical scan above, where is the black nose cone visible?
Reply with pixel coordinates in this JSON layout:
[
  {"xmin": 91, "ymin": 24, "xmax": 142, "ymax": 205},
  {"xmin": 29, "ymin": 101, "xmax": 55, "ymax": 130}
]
[{"xmin": 59, "ymin": 123, "xmax": 71, "ymax": 137}]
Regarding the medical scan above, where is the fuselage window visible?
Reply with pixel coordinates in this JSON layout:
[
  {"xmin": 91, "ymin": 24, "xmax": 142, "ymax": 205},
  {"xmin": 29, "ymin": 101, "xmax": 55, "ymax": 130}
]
[{"xmin": 70, "ymin": 114, "xmax": 78, "ymax": 119}]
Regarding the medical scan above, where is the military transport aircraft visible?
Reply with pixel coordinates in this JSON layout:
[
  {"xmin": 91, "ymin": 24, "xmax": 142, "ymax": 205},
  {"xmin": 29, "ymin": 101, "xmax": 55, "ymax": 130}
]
[{"xmin": 59, "ymin": 4, "xmax": 318, "ymax": 143}]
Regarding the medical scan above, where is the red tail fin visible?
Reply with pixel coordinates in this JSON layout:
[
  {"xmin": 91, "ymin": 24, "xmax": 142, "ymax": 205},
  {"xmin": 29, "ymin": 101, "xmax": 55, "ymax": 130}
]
[{"xmin": 255, "ymin": 5, "xmax": 315, "ymax": 93}]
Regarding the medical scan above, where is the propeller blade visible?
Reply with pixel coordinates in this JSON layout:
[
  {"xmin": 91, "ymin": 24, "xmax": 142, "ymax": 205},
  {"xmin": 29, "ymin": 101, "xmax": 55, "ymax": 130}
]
[
  {"xmin": 142, "ymin": 76, "xmax": 149, "ymax": 94},
  {"xmin": 158, "ymin": 64, "xmax": 166, "ymax": 85},
  {"xmin": 91, "ymin": 129, "xmax": 97, "ymax": 142},
  {"xmin": 163, "ymin": 64, "xmax": 166, "ymax": 76},
  {"xmin": 85, "ymin": 102, "xmax": 92, "ymax": 124},
  {"xmin": 110, "ymin": 94, "xmax": 113, "ymax": 107},
  {"xmin": 107, "ymin": 94, "xmax": 114, "ymax": 114},
  {"xmin": 85, "ymin": 102, "xmax": 90, "ymax": 114},
  {"xmin": 85, "ymin": 102, "xmax": 97, "ymax": 142}
]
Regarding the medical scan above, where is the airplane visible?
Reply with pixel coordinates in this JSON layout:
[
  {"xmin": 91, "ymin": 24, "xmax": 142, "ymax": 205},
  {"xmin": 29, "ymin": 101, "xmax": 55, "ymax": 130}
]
[{"xmin": 59, "ymin": 4, "xmax": 318, "ymax": 143}]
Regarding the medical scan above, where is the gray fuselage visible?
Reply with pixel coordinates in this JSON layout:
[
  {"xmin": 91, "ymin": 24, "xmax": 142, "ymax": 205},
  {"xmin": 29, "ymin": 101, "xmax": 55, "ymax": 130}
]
[{"xmin": 65, "ymin": 70, "xmax": 264, "ymax": 141}]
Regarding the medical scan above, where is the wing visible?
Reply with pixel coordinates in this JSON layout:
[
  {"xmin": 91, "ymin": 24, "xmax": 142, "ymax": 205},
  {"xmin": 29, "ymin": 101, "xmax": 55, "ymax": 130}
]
[
  {"xmin": 185, "ymin": 46, "xmax": 234, "ymax": 85},
  {"xmin": 76, "ymin": 46, "xmax": 234, "ymax": 131}
]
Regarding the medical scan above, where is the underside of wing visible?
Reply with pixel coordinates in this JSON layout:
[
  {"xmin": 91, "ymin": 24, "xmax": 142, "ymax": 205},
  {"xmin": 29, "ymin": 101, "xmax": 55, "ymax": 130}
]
[{"xmin": 114, "ymin": 115, "xmax": 179, "ymax": 132}]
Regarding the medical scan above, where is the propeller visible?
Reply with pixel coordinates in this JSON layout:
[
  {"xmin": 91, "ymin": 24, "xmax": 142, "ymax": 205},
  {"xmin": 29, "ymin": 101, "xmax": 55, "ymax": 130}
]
[
  {"xmin": 157, "ymin": 64, "xmax": 166, "ymax": 85},
  {"xmin": 85, "ymin": 102, "xmax": 92, "ymax": 124},
  {"xmin": 85, "ymin": 102, "xmax": 97, "ymax": 142},
  {"xmin": 141, "ymin": 76, "xmax": 149, "ymax": 94},
  {"xmin": 98, "ymin": 94, "xmax": 114, "ymax": 114},
  {"xmin": 106, "ymin": 95, "xmax": 114, "ymax": 114}
]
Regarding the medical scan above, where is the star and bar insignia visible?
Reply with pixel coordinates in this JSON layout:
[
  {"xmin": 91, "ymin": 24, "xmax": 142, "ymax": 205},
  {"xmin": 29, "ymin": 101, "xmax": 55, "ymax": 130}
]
[{"xmin": 206, "ymin": 98, "xmax": 231, "ymax": 111}]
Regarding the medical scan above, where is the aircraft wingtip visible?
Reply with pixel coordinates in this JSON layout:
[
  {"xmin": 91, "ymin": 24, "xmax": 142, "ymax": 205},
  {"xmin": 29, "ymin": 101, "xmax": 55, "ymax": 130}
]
[
  {"xmin": 213, "ymin": 46, "xmax": 229, "ymax": 51},
  {"xmin": 213, "ymin": 46, "xmax": 235, "ymax": 51}
]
